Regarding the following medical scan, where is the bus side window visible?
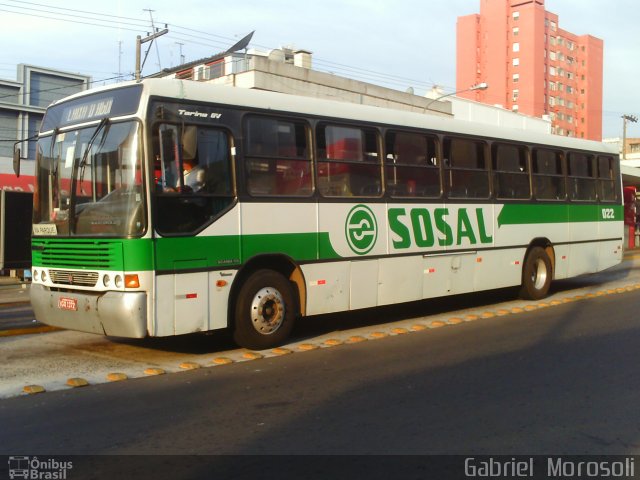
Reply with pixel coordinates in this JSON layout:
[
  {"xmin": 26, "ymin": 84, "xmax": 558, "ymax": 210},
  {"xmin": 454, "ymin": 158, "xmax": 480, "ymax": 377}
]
[
  {"xmin": 492, "ymin": 143, "xmax": 530, "ymax": 199},
  {"xmin": 384, "ymin": 131, "xmax": 440, "ymax": 198},
  {"xmin": 444, "ymin": 137, "xmax": 489, "ymax": 199},
  {"xmin": 244, "ymin": 116, "xmax": 312, "ymax": 197},
  {"xmin": 317, "ymin": 124, "xmax": 381, "ymax": 197},
  {"xmin": 533, "ymin": 148, "xmax": 565, "ymax": 200},
  {"xmin": 568, "ymin": 152, "xmax": 596, "ymax": 201},
  {"xmin": 154, "ymin": 124, "xmax": 235, "ymax": 235},
  {"xmin": 597, "ymin": 155, "xmax": 616, "ymax": 202}
]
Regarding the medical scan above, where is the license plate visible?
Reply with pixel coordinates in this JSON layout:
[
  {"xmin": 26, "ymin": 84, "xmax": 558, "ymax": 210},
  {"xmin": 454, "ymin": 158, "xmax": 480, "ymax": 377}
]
[{"xmin": 58, "ymin": 297, "xmax": 78, "ymax": 311}]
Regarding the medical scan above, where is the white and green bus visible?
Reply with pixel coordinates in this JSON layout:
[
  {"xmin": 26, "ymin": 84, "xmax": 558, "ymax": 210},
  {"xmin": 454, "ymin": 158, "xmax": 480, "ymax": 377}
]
[{"xmin": 25, "ymin": 79, "xmax": 622, "ymax": 349}]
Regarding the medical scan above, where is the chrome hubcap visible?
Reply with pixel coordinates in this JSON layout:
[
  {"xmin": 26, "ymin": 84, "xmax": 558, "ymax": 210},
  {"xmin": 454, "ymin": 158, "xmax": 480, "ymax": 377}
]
[
  {"xmin": 250, "ymin": 287, "xmax": 285, "ymax": 335},
  {"xmin": 532, "ymin": 258, "xmax": 548, "ymax": 290}
]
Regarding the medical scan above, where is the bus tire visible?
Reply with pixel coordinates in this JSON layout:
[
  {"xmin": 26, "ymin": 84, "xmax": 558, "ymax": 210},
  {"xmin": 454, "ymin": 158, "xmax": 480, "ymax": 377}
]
[
  {"xmin": 233, "ymin": 269, "xmax": 296, "ymax": 350},
  {"xmin": 520, "ymin": 247, "xmax": 552, "ymax": 300}
]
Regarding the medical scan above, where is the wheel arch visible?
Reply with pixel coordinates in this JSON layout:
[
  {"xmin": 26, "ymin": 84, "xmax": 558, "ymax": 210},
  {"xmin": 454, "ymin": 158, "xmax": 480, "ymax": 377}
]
[{"xmin": 229, "ymin": 254, "xmax": 306, "ymax": 327}]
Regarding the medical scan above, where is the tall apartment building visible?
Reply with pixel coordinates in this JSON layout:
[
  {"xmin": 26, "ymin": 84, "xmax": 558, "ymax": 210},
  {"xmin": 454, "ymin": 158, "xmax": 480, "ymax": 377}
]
[{"xmin": 457, "ymin": 0, "xmax": 603, "ymax": 140}]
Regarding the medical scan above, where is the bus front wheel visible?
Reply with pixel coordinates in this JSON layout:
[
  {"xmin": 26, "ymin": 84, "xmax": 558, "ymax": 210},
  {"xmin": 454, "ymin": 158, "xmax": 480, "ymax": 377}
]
[
  {"xmin": 520, "ymin": 247, "xmax": 552, "ymax": 300},
  {"xmin": 233, "ymin": 269, "xmax": 296, "ymax": 350}
]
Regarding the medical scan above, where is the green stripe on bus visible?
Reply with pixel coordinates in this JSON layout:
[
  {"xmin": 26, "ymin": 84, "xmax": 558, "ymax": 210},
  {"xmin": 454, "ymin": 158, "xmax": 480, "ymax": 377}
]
[
  {"xmin": 497, "ymin": 204, "xmax": 622, "ymax": 227},
  {"xmin": 153, "ymin": 232, "xmax": 340, "ymax": 271}
]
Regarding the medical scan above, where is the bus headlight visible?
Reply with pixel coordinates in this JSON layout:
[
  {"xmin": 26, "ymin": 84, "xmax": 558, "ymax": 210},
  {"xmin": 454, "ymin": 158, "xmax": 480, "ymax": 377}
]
[
  {"xmin": 114, "ymin": 275, "xmax": 123, "ymax": 288},
  {"xmin": 41, "ymin": 270, "xmax": 47, "ymax": 282},
  {"xmin": 103, "ymin": 274, "xmax": 110, "ymax": 287},
  {"xmin": 33, "ymin": 269, "xmax": 39, "ymax": 282}
]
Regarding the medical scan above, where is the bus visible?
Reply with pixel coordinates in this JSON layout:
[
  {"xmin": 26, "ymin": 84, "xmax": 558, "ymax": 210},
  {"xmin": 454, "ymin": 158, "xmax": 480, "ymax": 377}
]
[{"xmin": 23, "ymin": 78, "xmax": 623, "ymax": 349}]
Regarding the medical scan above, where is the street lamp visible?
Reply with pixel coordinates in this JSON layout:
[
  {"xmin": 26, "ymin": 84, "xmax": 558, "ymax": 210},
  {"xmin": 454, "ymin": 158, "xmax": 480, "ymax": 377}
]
[
  {"xmin": 622, "ymin": 114, "xmax": 638, "ymax": 160},
  {"xmin": 424, "ymin": 82, "xmax": 489, "ymax": 112}
]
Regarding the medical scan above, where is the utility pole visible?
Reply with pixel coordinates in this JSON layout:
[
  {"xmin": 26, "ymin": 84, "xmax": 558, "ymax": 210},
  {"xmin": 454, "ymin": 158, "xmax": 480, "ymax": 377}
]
[
  {"xmin": 135, "ymin": 27, "xmax": 168, "ymax": 81},
  {"xmin": 622, "ymin": 114, "xmax": 638, "ymax": 160}
]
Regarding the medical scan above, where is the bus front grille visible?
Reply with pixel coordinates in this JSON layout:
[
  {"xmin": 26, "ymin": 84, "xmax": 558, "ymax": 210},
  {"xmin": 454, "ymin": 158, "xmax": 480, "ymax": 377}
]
[
  {"xmin": 32, "ymin": 240, "xmax": 120, "ymax": 270},
  {"xmin": 49, "ymin": 269, "xmax": 99, "ymax": 287}
]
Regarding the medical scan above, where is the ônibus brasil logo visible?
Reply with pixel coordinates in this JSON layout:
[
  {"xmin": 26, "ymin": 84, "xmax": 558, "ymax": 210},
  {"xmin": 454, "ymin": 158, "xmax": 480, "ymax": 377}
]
[{"xmin": 345, "ymin": 205, "xmax": 378, "ymax": 255}]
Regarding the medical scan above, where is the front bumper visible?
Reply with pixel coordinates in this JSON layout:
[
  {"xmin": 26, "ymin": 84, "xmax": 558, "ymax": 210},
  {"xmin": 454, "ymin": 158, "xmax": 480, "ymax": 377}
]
[{"xmin": 30, "ymin": 283, "xmax": 148, "ymax": 338}]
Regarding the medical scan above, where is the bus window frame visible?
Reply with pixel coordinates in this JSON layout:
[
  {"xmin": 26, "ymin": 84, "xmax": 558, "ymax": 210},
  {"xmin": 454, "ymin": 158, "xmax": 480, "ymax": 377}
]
[
  {"xmin": 243, "ymin": 115, "xmax": 314, "ymax": 198},
  {"xmin": 383, "ymin": 130, "xmax": 442, "ymax": 199},
  {"xmin": 443, "ymin": 135, "xmax": 491, "ymax": 200},
  {"xmin": 567, "ymin": 151, "xmax": 597, "ymax": 202},
  {"xmin": 596, "ymin": 154, "xmax": 618, "ymax": 203},
  {"xmin": 532, "ymin": 147, "xmax": 567, "ymax": 201},
  {"xmin": 151, "ymin": 120, "xmax": 238, "ymax": 236},
  {"xmin": 316, "ymin": 122, "xmax": 383, "ymax": 199},
  {"xmin": 491, "ymin": 141, "xmax": 532, "ymax": 200}
]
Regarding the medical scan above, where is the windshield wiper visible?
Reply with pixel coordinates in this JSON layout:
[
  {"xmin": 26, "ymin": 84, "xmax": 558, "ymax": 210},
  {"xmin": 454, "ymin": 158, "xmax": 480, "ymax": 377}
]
[{"xmin": 78, "ymin": 118, "xmax": 109, "ymax": 196}]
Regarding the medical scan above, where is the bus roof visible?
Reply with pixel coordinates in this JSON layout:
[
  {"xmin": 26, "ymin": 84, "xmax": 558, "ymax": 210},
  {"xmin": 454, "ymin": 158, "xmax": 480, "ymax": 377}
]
[{"xmin": 51, "ymin": 78, "xmax": 617, "ymax": 155}]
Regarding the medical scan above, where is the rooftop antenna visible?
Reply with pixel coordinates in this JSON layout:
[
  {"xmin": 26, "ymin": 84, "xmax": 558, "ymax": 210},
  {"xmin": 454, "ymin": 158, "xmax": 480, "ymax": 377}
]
[
  {"xmin": 225, "ymin": 30, "xmax": 254, "ymax": 73},
  {"xmin": 143, "ymin": 9, "xmax": 162, "ymax": 71},
  {"xmin": 225, "ymin": 31, "xmax": 255, "ymax": 54}
]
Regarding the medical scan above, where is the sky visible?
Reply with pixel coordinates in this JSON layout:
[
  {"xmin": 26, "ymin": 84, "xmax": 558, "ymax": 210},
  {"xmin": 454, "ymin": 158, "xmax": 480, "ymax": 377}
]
[{"xmin": 1, "ymin": 0, "xmax": 638, "ymax": 139}]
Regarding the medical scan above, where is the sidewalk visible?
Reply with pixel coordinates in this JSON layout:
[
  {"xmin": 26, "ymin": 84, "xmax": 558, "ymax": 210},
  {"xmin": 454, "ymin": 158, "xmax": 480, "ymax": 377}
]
[{"xmin": 0, "ymin": 280, "xmax": 30, "ymax": 304}]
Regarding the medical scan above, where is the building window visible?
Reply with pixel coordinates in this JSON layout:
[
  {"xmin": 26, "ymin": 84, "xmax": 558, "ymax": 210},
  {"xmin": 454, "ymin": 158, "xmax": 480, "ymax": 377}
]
[
  {"xmin": 513, "ymin": 58, "xmax": 520, "ymax": 66},
  {"xmin": 513, "ymin": 73, "xmax": 520, "ymax": 83},
  {"xmin": 513, "ymin": 42, "xmax": 520, "ymax": 52},
  {"xmin": 513, "ymin": 11, "xmax": 520, "ymax": 20},
  {"xmin": 513, "ymin": 27, "xmax": 520, "ymax": 36}
]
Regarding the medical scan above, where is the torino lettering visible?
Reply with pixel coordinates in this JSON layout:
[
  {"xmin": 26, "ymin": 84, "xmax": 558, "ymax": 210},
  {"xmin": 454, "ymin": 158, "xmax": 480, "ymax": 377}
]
[{"xmin": 389, "ymin": 207, "xmax": 493, "ymax": 249}]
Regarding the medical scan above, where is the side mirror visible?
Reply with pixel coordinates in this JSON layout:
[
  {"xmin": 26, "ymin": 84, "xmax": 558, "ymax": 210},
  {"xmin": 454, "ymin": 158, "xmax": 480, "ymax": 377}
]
[{"xmin": 13, "ymin": 147, "xmax": 21, "ymax": 178}]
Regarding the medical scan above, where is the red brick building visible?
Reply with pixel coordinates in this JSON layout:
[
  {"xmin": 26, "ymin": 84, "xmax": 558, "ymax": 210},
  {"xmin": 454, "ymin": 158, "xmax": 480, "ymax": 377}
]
[{"xmin": 456, "ymin": 0, "xmax": 603, "ymax": 140}]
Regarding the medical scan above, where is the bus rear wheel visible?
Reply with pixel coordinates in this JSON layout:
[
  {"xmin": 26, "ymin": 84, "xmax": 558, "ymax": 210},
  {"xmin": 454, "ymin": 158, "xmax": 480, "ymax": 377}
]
[
  {"xmin": 233, "ymin": 269, "xmax": 296, "ymax": 350},
  {"xmin": 520, "ymin": 247, "xmax": 552, "ymax": 300}
]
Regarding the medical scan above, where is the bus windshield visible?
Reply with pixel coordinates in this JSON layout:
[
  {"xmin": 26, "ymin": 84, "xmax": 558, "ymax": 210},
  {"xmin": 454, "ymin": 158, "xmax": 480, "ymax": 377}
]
[{"xmin": 33, "ymin": 120, "xmax": 145, "ymax": 237}]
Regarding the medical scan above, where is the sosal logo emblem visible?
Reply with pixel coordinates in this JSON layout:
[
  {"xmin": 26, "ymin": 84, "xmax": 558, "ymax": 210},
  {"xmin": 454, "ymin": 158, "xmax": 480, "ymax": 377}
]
[{"xmin": 345, "ymin": 205, "xmax": 378, "ymax": 254}]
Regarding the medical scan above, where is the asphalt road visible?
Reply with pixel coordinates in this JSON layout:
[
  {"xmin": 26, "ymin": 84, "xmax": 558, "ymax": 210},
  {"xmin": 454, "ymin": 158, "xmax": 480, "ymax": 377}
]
[{"xmin": 2, "ymin": 286, "xmax": 640, "ymax": 459}]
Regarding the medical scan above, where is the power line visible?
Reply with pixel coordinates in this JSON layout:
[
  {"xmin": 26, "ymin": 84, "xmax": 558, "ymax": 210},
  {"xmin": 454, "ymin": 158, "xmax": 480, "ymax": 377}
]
[{"xmin": 1, "ymin": 1, "xmax": 439, "ymax": 95}]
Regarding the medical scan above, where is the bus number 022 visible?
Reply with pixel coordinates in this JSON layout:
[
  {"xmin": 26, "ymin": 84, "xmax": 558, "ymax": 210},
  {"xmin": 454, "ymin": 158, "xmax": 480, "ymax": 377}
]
[{"xmin": 601, "ymin": 208, "xmax": 615, "ymax": 219}]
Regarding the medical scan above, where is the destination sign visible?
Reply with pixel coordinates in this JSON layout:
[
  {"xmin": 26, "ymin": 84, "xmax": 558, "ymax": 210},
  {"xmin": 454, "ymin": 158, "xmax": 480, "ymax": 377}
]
[
  {"xmin": 62, "ymin": 98, "xmax": 114, "ymax": 124},
  {"xmin": 41, "ymin": 85, "xmax": 142, "ymax": 131}
]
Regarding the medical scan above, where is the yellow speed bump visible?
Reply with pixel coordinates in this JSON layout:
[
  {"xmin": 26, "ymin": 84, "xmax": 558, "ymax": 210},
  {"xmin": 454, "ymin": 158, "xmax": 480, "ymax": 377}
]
[
  {"xmin": 66, "ymin": 377, "xmax": 89, "ymax": 388},
  {"xmin": 448, "ymin": 317, "xmax": 464, "ymax": 324},
  {"xmin": 481, "ymin": 312, "xmax": 496, "ymax": 318},
  {"xmin": 324, "ymin": 339, "xmax": 343, "ymax": 346},
  {"xmin": 211, "ymin": 357, "xmax": 234, "ymax": 365},
  {"xmin": 345, "ymin": 335, "xmax": 366, "ymax": 344},
  {"xmin": 106, "ymin": 373, "xmax": 128, "ymax": 382},
  {"xmin": 410, "ymin": 324, "xmax": 427, "ymax": 331},
  {"xmin": 242, "ymin": 352, "xmax": 263, "ymax": 360},
  {"xmin": 369, "ymin": 331, "xmax": 388, "ymax": 339},
  {"xmin": 391, "ymin": 327, "xmax": 408, "ymax": 335},
  {"xmin": 272, "ymin": 347, "xmax": 293, "ymax": 356},
  {"xmin": 179, "ymin": 362, "xmax": 201, "ymax": 370},
  {"xmin": 298, "ymin": 343, "xmax": 319, "ymax": 351},
  {"xmin": 23, "ymin": 385, "xmax": 45, "ymax": 395},
  {"xmin": 429, "ymin": 320, "xmax": 447, "ymax": 328},
  {"xmin": 144, "ymin": 367, "xmax": 165, "ymax": 376}
]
